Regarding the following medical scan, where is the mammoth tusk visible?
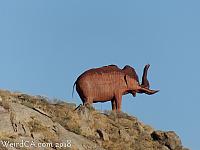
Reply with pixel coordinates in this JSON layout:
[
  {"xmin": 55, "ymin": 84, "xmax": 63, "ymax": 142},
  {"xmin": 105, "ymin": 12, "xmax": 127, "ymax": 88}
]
[{"xmin": 139, "ymin": 87, "xmax": 159, "ymax": 95}]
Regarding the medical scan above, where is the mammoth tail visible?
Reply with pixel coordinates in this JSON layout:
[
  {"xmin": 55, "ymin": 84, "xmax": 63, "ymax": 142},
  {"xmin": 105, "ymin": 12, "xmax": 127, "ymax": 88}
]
[{"xmin": 72, "ymin": 81, "xmax": 76, "ymax": 98}]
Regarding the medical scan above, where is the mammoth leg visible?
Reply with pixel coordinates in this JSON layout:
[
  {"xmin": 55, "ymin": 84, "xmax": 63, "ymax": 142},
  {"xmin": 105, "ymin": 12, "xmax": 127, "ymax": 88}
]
[
  {"xmin": 115, "ymin": 94, "xmax": 122, "ymax": 112},
  {"xmin": 84, "ymin": 102, "xmax": 91, "ymax": 107},
  {"xmin": 83, "ymin": 97, "xmax": 93, "ymax": 107},
  {"xmin": 111, "ymin": 98, "xmax": 117, "ymax": 111}
]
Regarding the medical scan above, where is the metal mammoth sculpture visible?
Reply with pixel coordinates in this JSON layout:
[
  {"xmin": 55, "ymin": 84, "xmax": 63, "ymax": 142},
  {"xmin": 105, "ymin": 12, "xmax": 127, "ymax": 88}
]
[{"xmin": 73, "ymin": 64, "xmax": 159, "ymax": 112}]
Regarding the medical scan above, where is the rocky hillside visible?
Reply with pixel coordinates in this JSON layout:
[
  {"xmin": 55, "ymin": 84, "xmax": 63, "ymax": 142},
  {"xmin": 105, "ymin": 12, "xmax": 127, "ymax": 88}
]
[{"xmin": 0, "ymin": 89, "xmax": 189, "ymax": 150}]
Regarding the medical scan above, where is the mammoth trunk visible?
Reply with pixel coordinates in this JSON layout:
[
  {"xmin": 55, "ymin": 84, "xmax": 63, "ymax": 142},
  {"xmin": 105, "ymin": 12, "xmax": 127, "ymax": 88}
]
[
  {"xmin": 141, "ymin": 64, "xmax": 150, "ymax": 88},
  {"xmin": 139, "ymin": 64, "xmax": 159, "ymax": 95}
]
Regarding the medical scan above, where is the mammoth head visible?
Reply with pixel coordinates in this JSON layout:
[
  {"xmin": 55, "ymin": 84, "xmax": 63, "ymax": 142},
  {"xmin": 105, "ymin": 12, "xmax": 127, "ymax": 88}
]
[
  {"xmin": 122, "ymin": 65, "xmax": 139, "ymax": 84},
  {"xmin": 123, "ymin": 64, "xmax": 159, "ymax": 95}
]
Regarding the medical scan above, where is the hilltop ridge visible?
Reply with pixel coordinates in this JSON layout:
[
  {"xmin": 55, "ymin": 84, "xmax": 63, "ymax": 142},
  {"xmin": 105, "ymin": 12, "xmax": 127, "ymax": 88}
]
[{"xmin": 0, "ymin": 89, "xmax": 189, "ymax": 150}]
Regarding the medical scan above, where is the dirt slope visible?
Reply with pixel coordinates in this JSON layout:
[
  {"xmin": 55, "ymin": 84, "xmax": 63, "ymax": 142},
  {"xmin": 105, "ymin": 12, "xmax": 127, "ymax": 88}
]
[{"xmin": 0, "ymin": 90, "xmax": 189, "ymax": 150}]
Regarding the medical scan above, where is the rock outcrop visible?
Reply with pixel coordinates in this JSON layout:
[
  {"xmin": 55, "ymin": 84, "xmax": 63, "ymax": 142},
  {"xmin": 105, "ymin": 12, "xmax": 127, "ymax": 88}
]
[{"xmin": 0, "ymin": 89, "xmax": 189, "ymax": 150}]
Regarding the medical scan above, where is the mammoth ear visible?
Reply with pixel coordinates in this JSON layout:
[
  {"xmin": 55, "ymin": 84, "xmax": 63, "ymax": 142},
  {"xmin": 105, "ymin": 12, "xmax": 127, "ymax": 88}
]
[{"xmin": 124, "ymin": 75, "xmax": 129, "ymax": 87}]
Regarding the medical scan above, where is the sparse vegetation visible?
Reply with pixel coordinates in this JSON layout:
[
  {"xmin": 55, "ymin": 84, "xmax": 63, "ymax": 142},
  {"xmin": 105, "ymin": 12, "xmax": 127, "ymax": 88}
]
[
  {"xmin": 28, "ymin": 119, "xmax": 46, "ymax": 132},
  {"xmin": 0, "ymin": 89, "xmax": 187, "ymax": 150}
]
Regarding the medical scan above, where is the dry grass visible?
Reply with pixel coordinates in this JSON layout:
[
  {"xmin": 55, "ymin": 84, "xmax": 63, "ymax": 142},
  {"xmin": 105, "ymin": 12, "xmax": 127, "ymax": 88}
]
[{"xmin": 28, "ymin": 119, "xmax": 47, "ymax": 133}]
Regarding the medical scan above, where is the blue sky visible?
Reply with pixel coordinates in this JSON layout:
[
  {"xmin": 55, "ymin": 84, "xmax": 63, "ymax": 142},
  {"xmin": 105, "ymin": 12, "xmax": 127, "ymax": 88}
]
[{"xmin": 0, "ymin": 1, "xmax": 199, "ymax": 149}]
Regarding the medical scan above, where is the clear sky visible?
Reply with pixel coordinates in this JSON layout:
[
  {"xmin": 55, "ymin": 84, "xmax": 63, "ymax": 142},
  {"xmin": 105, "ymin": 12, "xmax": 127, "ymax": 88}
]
[{"xmin": 0, "ymin": 1, "xmax": 199, "ymax": 149}]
